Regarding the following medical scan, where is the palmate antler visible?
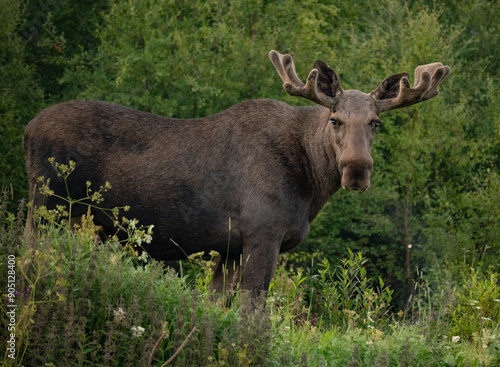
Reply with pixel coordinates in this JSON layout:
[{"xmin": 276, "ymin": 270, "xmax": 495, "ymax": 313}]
[
  {"xmin": 372, "ymin": 62, "xmax": 451, "ymax": 112},
  {"xmin": 270, "ymin": 50, "xmax": 450, "ymax": 112},
  {"xmin": 268, "ymin": 50, "xmax": 342, "ymax": 109}
]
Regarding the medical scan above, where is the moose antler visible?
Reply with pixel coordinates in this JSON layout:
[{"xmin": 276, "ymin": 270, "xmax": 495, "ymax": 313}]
[
  {"xmin": 269, "ymin": 50, "xmax": 341, "ymax": 109},
  {"xmin": 374, "ymin": 62, "xmax": 451, "ymax": 112}
]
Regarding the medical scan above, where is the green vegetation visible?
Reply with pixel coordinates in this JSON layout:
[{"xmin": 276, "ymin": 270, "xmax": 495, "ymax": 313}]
[
  {"xmin": 1, "ymin": 188, "xmax": 499, "ymax": 365},
  {"xmin": 1, "ymin": 0, "xmax": 499, "ymax": 364}
]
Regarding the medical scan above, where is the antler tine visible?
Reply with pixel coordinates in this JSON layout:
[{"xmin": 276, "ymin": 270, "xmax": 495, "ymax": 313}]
[
  {"xmin": 269, "ymin": 50, "xmax": 335, "ymax": 108},
  {"xmin": 378, "ymin": 62, "xmax": 451, "ymax": 112},
  {"xmin": 414, "ymin": 62, "xmax": 451, "ymax": 100}
]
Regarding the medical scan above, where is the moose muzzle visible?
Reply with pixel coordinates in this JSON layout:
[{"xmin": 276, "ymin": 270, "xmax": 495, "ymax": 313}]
[{"xmin": 339, "ymin": 155, "xmax": 374, "ymax": 191}]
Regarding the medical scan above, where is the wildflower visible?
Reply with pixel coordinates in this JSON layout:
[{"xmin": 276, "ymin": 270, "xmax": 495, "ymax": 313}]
[
  {"xmin": 130, "ymin": 219, "xmax": 138, "ymax": 229},
  {"xmin": 138, "ymin": 251, "xmax": 149, "ymax": 262},
  {"xmin": 114, "ymin": 307, "xmax": 126, "ymax": 323},
  {"xmin": 443, "ymin": 335, "xmax": 448, "ymax": 339},
  {"xmin": 495, "ymin": 299, "xmax": 500, "ymax": 302},
  {"xmin": 482, "ymin": 328, "xmax": 492, "ymax": 349},
  {"xmin": 188, "ymin": 251, "xmax": 205, "ymax": 260},
  {"xmin": 482, "ymin": 317, "xmax": 492, "ymax": 321},
  {"xmin": 476, "ymin": 306, "xmax": 481, "ymax": 310},
  {"xmin": 472, "ymin": 332, "xmax": 479, "ymax": 343},
  {"xmin": 131, "ymin": 326, "xmax": 145, "ymax": 338},
  {"xmin": 452, "ymin": 336, "xmax": 460, "ymax": 343},
  {"xmin": 372, "ymin": 329, "xmax": 384, "ymax": 342}
]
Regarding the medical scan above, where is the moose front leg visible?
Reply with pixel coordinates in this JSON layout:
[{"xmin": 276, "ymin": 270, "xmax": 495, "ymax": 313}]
[{"xmin": 239, "ymin": 233, "xmax": 281, "ymax": 309}]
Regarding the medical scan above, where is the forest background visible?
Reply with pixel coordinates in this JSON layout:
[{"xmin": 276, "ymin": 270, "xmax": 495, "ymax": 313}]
[{"xmin": 1, "ymin": 0, "xmax": 499, "ymax": 306}]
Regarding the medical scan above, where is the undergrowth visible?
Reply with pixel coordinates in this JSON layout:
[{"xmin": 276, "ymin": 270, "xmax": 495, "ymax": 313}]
[{"xmin": 1, "ymin": 166, "xmax": 499, "ymax": 366}]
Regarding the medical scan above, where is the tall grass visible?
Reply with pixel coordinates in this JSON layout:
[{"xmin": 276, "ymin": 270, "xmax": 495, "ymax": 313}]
[{"xmin": 1, "ymin": 178, "xmax": 500, "ymax": 365}]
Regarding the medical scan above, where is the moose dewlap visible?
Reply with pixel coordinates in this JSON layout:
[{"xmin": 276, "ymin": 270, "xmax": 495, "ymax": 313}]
[{"xmin": 24, "ymin": 50, "xmax": 450, "ymax": 301}]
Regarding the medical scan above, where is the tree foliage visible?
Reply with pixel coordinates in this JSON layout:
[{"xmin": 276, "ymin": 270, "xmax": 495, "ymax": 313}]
[
  {"xmin": 1, "ymin": 0, "xmax": 499, "ymax": 303},
  {"xmin": 0, "ymin": 0, "xmax": 41, "ymax": 200}
]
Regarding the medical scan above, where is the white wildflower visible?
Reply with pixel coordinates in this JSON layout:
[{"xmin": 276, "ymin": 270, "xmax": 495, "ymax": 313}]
[
  {"xmin": 113, "ymin": 307, "xmax": 126, "ymax": 323},
  {"xmin": 129, "ymin": 219, "xmax": 137, "ymax": 230},
  {"xmin": 482, "ymin": 317, "xmax": 492, "ymax": 321},
  {"xmin": 452, "ymin": 336, "xmax": 460, "ymax": 343},
  {"xmin": 131, "ymin": 325, "xmax": 145, "ymax": 338}
]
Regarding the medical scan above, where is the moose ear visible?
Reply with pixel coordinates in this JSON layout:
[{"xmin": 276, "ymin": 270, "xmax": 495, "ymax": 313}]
[
  {"xmin": 313, "ymin": 60, "xmax": 342, "ymax": 98},
  {"xmin": 371, "ymin": 72, "xmax": 410, "ymax": 100}
]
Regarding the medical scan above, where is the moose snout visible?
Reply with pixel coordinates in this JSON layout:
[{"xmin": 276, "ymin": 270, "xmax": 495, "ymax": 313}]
[{"xmin": 339, "ymin": 155, "xmax": 374, "ymax": 191}]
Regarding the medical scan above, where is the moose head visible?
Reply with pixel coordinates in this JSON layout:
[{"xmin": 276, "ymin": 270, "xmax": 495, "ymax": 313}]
[{"xmin": 269, "ymin": 50, "xmax": 450, "ymax": 191}]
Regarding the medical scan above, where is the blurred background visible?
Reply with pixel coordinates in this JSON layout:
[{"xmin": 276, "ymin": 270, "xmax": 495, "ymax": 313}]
[{"xmin": 1, "ymin": 0, "xmax": 498, "ymax": 305}]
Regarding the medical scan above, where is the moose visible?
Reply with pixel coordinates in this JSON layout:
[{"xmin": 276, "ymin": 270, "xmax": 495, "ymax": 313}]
[{"xmin": 24, "ymin": 50, "xmax": 450, "ymax": 302}]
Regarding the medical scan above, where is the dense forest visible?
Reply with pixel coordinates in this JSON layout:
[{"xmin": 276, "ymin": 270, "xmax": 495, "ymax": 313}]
[
  {"xmin": 1, "ymin": 0, "xmax": 500, "ymax": 365},
  {"xmin": 2, "ymin": 0, "xmax": 499, "ymax": 305}
]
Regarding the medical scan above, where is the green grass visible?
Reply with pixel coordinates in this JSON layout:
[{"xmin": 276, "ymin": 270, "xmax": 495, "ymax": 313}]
[{"xmin": 1, "ymin": 187, "xmax": 499, "ymax": 366}]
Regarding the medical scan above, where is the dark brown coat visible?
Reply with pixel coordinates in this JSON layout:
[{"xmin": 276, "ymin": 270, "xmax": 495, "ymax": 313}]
[{"xmin": 24, "ymin": 51, "xmax": 450, "ymax": 299}]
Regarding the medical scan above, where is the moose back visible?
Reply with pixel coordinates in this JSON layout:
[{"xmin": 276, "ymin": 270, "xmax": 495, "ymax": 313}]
[{"xmin": 24, "ymin": 50, "xmax": 450, "ymax": 299}]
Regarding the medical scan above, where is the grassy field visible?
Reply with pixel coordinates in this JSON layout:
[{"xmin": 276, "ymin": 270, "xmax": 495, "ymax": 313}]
[{"xmin": 1, "ymin": 186, "xmax": 499, "ymax": 366}]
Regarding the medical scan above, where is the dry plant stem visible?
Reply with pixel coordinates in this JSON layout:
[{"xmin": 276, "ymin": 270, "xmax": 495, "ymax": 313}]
[
  {"xmin": 148, "ymin": 331, "xmax": 170, "ymax": 367},
  {"xmin": 160, "ymin": 327, "xmax": 199, "ymax": 367}
]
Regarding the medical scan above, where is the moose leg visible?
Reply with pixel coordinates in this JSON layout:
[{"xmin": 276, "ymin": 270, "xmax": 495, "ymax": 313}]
[
  {"xmin": 210, "ymin": 254, "xmax": 242, "ymax": 298},
  {"xmin": 70, "ymin": 216, "xmax": 82, "ymax": 230},
  {"xmin": 24, "ymin": 183, "xmax": 42, "ymax": 246},
  {"xmin": 240, "ymin": 233, "xmax": 281, "ymax": 309}
]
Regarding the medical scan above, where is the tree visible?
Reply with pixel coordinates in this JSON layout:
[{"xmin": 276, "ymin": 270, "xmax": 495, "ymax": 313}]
[{"xmin": 0, "ymin": 0, "xmax": 41, "ymax": 201}]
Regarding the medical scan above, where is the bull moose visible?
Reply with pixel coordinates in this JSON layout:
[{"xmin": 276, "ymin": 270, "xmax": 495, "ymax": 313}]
[{"xmin": 24, "ymin": 50, "xmax": 450, "ymax": 301}]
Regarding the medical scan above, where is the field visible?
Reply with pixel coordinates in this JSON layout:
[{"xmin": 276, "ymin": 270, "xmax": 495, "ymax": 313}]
[{"xmin": 1, "ymin": 187, "xmax": 499, "ymax": 366}]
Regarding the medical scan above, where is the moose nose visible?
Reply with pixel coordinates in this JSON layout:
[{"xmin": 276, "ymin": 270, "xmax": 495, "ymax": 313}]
[{"xmin": 339, "ymin": 156, "xmax": 374, "ymax": 191}]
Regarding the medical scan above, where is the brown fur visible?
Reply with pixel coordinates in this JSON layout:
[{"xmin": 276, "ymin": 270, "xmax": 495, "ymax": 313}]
[{"xmin": 23, "ymin": 51, "xmax": 449, "ymax": 301}]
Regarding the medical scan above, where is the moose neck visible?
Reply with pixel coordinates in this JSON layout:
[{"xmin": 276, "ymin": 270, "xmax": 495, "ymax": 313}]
[{"xmin": 297, "ymin": 105, "xmax": 341, "ymax": 221}]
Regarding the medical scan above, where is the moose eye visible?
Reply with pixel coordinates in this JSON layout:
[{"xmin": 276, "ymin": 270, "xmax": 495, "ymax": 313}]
[
  {"xmin": 330, "ymin": 118, "xmax": 341, "ymax": 128},
  {"xmin": 373, "ymin": 120, "xmax": 381, "ymax": 129}
]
